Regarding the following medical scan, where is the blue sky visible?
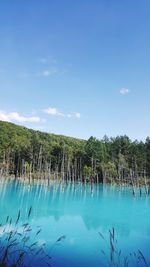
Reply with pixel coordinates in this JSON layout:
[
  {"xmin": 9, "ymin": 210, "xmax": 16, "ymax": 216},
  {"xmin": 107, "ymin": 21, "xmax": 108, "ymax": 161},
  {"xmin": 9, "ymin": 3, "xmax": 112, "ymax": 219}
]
[{"xmin": 0, "ymin": 0, "xmax": 150, "ymax": 141}]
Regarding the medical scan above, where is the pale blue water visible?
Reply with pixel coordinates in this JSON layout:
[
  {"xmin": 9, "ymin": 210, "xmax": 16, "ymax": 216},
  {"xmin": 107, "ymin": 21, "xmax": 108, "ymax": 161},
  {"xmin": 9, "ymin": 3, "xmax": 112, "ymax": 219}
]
[{"xmin": 0, "ymin": 180, "xmax": 150, "ymax": 267}]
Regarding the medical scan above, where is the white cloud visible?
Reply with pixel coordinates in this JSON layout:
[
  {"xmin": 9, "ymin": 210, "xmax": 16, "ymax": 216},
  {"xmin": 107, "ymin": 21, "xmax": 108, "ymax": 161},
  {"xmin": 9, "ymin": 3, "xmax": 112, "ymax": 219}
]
[
  {"xmin": 0, "ymin": 111, "xmax": 40, "ymax": 123},
  {"xmin": 44, "ymin": 107, "xmax": 81, "ymax": 119},
  {"xmin": 66, "ymin": 114, "xmax": 72, "ymax": 118},
  {"xmin": 37, "ymin": 56, "xmax": 67, "ymax": 77},
  {"xmin": 41, "ymin": 118, "xmax": 47, "ymax": 123},
  {"xmin": 42, "ymin": 70, "xmax": 51, "ymax": 77},
  {"xmin": 75, "ymin": 112, "xmax": 81, "ymax": 119},
  {"xmin": 120, "ymin": 88, "xmax": 130, "ymax": 95},
  {"xmin": 38, "ymin": 57, "xmax": 57, "ymax": 65},
  {"xmin": 44, "ymin": 107, "xmax": 64, "ymax": 117},
  {"xmin": 41, "ymin": 68, "xmax": 58, "ymax": 77}
]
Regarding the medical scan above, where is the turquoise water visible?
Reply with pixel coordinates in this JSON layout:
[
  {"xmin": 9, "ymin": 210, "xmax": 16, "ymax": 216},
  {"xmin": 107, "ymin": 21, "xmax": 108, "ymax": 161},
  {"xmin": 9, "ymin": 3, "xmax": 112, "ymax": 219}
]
[{"xmin": 0, "ymin": 180, "xmax": 150, "ymax": 267}]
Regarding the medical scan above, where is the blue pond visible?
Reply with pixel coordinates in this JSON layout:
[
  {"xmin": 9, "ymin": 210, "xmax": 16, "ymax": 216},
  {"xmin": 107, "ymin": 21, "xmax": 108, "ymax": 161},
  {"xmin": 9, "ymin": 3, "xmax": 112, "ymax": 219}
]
[{"xmin": 0, "ymin": 179, "xmax": 150, "ymax": 267}]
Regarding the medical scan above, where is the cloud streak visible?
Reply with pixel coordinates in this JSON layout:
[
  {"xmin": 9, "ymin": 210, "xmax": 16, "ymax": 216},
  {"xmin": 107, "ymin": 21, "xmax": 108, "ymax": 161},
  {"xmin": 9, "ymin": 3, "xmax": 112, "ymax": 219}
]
[
  {"xmin": 120, "ymin": 88, "xmax": 130, "ymax": 95},
  {"xmin": 44, "ymin": 107, "xmax": 81, "ymax": 119},
  {"xmin": 41, "ymin": 68, "xmax": 58, "ymax": 77},
  {"xmin": 0, "ymin": 111, "xmax": 40, "ymax": 123},
  {"xmin": 38, "ymin": 57, "xmax": 57, "ymax": 65}
]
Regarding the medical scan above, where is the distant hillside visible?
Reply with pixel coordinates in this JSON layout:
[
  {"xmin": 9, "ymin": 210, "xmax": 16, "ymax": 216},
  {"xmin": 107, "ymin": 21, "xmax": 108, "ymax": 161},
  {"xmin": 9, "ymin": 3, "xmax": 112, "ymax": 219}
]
[{"xmin": 0, "ymin": 120, "xmax": 150, "ymax": 184}]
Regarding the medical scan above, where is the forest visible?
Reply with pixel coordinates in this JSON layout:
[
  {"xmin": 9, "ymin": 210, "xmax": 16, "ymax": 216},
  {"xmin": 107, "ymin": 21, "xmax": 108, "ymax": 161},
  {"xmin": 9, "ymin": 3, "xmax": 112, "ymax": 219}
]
[{"xmin": 0, "ymin": 120, "xmax": 150, "ymax": 185}]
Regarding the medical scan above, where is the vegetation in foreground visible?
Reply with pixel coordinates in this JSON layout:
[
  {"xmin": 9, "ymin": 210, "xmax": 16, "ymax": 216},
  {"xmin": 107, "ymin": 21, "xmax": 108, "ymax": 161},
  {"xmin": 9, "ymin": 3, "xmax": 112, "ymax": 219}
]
[
  {"xmin": 0, "ymin": 208, "xmax": 66, "ymax": 267},
  {"xmin": 0, "ymin": 121, "xmax": 150, "ymax": 187},
  {"xmin": 99, "ymin": 228, "xmax": 147, "ymax": 267}
]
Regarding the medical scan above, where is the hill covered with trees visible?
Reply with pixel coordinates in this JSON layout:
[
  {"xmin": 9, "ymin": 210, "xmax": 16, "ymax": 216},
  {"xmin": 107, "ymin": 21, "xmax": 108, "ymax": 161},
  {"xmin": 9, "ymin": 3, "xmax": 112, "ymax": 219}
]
[{"xmin": 0, "ymin": 120, "xmax": 150, "ymax": 184}]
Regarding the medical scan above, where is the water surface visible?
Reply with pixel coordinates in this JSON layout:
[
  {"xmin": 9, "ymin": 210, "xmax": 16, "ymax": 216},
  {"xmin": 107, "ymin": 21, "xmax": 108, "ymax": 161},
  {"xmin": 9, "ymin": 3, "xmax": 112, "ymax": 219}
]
[{"xmin": 0, "ymin": 180, "xmax": 150, "ymax": 266}]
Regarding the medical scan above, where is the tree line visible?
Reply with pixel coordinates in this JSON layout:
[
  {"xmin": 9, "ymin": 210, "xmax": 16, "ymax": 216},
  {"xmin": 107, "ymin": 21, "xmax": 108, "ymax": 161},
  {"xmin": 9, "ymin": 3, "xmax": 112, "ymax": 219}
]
[{"xmin": 0, "ymin": 120, "xmax": 150, "ymax": 185}]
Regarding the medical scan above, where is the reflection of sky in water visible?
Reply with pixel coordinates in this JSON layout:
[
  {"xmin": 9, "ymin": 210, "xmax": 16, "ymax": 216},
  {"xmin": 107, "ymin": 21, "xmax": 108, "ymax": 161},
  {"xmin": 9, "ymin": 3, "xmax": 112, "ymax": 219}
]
[{"xmin": 0, "ymin": 180, "xmax": 150, "ymax": 267}]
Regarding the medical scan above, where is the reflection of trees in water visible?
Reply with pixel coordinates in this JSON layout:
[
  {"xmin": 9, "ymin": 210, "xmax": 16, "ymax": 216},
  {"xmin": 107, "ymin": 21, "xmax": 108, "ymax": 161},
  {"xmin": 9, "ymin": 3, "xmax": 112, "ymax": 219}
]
[
  {"xmin": 82, "ymin": 213, "xmax": 130, "ymax": 238},
  {"xmin": 0, "ymin": 180, "xmax": 149, "ymax": 239}
]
